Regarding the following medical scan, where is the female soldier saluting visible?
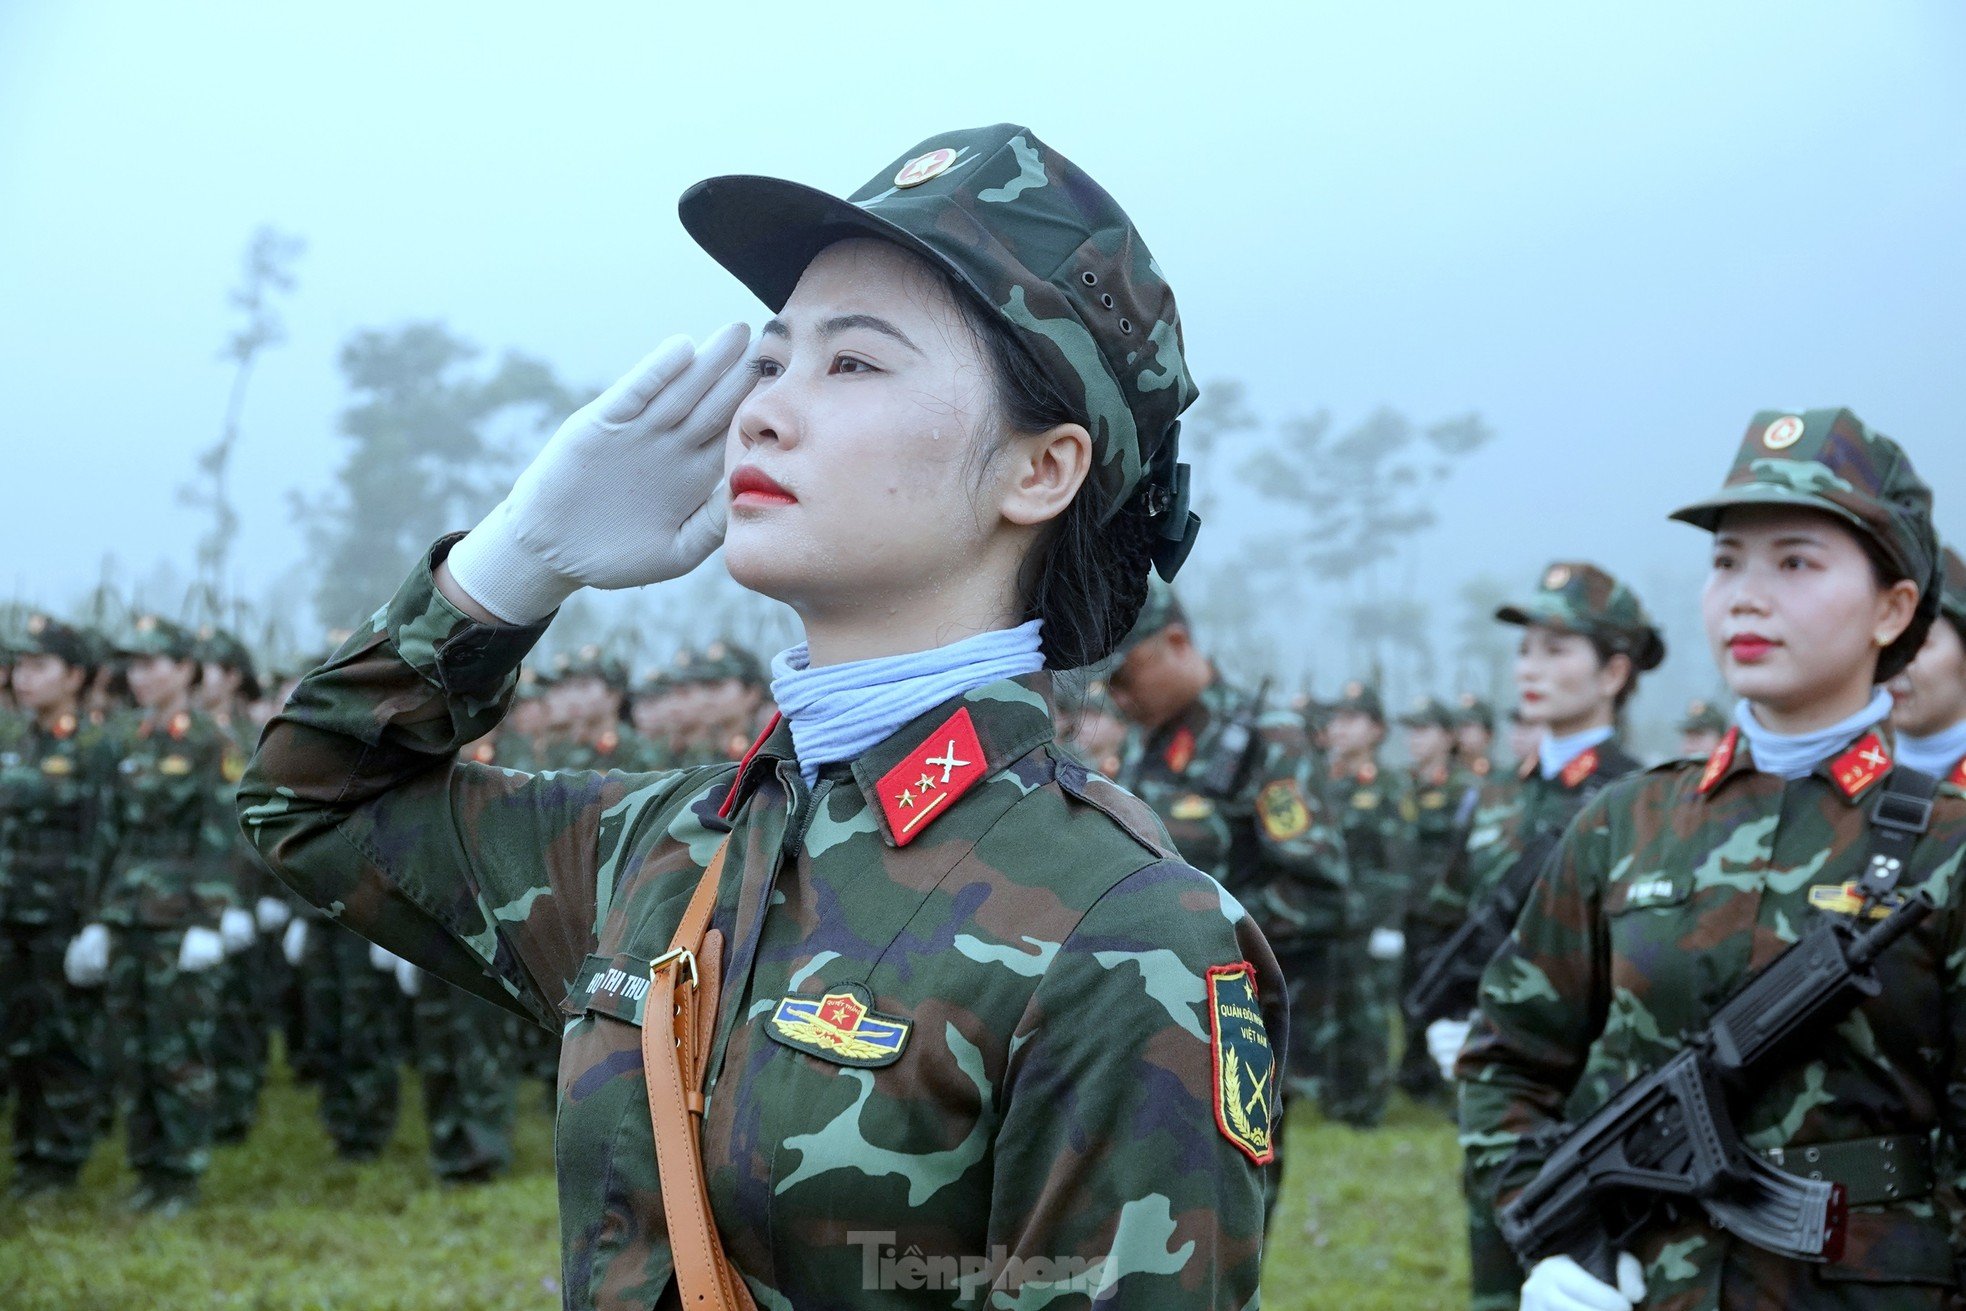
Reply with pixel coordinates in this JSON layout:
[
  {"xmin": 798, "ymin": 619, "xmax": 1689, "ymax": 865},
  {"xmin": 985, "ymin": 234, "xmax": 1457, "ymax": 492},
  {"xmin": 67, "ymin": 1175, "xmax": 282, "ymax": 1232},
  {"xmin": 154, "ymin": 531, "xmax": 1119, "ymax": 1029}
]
[
  {"xmin": 1462, "ymin": 409, "xmax": 1966, "ymax": 1310},
  {"xmin": 241, "ymin": 125, "xmax": 1282, "ymax": 1310}
]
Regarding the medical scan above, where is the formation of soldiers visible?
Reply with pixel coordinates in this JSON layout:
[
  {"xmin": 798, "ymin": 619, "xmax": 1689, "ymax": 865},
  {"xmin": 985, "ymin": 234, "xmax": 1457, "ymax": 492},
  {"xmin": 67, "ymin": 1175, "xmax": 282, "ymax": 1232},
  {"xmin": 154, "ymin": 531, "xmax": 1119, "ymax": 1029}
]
[{"xmin": 0, "ymin": 611, "xmax": 776, "ymax": 1214}]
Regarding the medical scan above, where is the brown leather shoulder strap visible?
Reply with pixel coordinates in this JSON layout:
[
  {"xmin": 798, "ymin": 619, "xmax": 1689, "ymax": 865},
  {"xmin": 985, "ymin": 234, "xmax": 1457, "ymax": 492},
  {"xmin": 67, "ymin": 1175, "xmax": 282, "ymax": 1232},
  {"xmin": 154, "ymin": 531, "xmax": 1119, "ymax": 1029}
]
[{"xmin": 644, "ymin": 837, "xmax": 758, "ymax": 1311}]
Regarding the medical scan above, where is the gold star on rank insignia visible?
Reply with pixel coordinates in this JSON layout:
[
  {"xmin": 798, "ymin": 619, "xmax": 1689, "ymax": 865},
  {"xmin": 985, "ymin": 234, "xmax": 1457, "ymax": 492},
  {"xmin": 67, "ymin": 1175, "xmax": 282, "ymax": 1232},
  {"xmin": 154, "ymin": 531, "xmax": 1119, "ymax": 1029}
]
[
  {"xmin": 896, "ymin": 787, "xmax": 916, "ymax": 809},
  {"xmin": 916, "ymin": 773, "xmax": 938, "ymax": 792}
]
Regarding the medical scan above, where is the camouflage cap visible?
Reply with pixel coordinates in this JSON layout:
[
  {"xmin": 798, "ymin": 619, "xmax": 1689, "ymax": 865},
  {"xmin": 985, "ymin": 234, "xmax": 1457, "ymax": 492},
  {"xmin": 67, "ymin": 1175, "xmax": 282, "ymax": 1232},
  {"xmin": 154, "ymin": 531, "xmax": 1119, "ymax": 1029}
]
[
  {"xmin": 1938, "ymin": 544, "xmax": 1966, "ymax": 633},
  {"xmin": 1111, "ymin": 576, "xmax": 1190, "ymax": 659},
  {"xmin": 1669, "ymin": 409, "xmax": 1940, "ymax": 681},
  {"xmin": 1495, "ymin": 561, "xmax": 1667, "ymax": 672},
  {"xmin": 684, "ymin": 639, "xmax": 766, "ymax": 689},
  {"xmin": 1676, "ymin": 698, "xmax": 1730, "ymax": 735},
  {"xmin": 117, "ymin": 613, "xmax": 200, "ymax": 661},
  {"xmin": 1329, "ymin": 679, "xmax": 1385, "ymax": 723},
  {"xmin": 679, "ymin": 123, "xmax": 1201, "ymax": 578},
  {"xmin": 631, "ymin": 669, "xmax": 676, "ymax": 700},
  {"xmin": 549, "ymin": 644, "xmax": 629, "ymax": 692},
  {"xmin": 1453, "ymin": 692, "xmax": 1495, "ymax": 731},
  {"xmin": 196, "ymin": 625, "xmax": 262, "ymax": 698},
  {"xmin": 1397, "ymin": 695, "xmax": 1456, "ymax": 731},
  {"xmin": 15, "ymin": 613, "xmax": 100, "ymax": 670}
]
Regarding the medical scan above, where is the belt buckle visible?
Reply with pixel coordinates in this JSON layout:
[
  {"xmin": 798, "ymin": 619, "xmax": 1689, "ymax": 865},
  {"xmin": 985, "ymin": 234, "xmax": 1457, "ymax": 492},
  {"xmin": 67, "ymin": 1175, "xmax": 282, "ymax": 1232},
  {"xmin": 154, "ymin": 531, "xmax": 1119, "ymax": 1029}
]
[{"xmin": 649, "ymin": 947, "xmax": 699, "ymax": 991}]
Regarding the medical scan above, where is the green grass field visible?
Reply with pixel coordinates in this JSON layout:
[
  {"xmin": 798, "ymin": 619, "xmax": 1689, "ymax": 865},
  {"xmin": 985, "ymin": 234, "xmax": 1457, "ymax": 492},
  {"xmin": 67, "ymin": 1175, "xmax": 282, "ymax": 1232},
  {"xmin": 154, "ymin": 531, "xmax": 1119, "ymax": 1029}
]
[{"xmin": 0, "ymin": 1061, "xmax": 1470, "ymax": 1309}]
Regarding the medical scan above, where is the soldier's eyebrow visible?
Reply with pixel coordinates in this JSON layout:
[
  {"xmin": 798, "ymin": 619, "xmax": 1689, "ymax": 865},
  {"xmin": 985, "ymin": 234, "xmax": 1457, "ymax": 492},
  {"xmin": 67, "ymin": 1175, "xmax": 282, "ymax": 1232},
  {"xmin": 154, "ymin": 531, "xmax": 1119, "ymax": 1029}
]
[{"xmin": 758, "ymin": 314, "xmax": 922, "ymax": 355}]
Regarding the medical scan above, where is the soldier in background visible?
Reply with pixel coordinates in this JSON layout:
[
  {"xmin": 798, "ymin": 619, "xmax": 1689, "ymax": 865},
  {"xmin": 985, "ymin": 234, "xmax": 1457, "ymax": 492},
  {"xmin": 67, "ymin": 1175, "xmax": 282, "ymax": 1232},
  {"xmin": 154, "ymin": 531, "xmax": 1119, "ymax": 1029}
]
[
  {"xmin": 626, "ymin": 669, "xmax": 682, "ymax": 768},
  {"xmin": 72, "ymin": 615, "xmax": 239, "ymax": 1214},
  {"xmin": 1890, "ymin": 544, "xmax": 1966, "ymax": 784},
  {"xmin": 690, "ymin": 640, "xmax": 774, "ymax": 761},
  {"xmin": 1503, "ymin": 706, "xmax": 1544, "ymax": 773},
  {"xmin": 1323, "ymin": 681, "xmax": 1416, "ymax": 1128},
  {"xmin": 1109, "ymin": 582, "xmax": 1354, "ymax": 1123},
  {"xmin": 2, "ymin": 615, "xmax": 117, "ymax": 1197},
  {"xmin": 1394, "ymin": 695, "xmax": 1481, "ymax": 1105},
  {"xmin": 194, "ymin": 626, "xmax": 273, "ymax": 1143},
  {"xmin": 1675, "ymin": 697, "xmax": 1730, "ymax": 759},
  {"xmin": 1423, "ymin": 562, "xmax": 1665, "ymax": 1307},
  {"xmin": 1453, "ymin": 693, "xmax": 1497, "ymax": 779}
]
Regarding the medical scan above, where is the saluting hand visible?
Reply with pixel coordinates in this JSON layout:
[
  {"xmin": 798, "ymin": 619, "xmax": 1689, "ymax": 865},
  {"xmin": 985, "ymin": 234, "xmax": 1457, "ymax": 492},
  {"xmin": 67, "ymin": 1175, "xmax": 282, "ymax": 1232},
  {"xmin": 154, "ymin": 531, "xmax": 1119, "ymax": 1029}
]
[{"xmin": 446, "ymin": 323, "xmax": 755, "ymax": 623}]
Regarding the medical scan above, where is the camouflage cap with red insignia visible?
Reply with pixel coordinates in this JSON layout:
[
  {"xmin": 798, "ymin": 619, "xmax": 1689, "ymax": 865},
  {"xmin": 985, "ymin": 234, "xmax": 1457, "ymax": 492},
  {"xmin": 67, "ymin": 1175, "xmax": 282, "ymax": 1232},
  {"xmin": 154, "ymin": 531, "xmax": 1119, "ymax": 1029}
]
[
  {"xmin": 680, "ymin": 123, "xmax": 1201, "ymax": 580},
  {"xmin": 116, "ymin": 613, "xmax": 200, "ymax": 661},
  {"xmin": 1670, "ymin": 408, "xmax": 1940, "ymax": 681},
  {"xmin": 1452, "ymin": 692, "xmax": 1495, "ymax": 731},
  {"xmin": 1397, "ymin": 696, "xmax": 1457, "ymax": 730},
  {"xmin": 1496, "ymin": 561, "xmax": 1666, "ymax": 672},
  {"xmin": 195, "ymin": 625, "xmax": 262, "ymax": 699},
  {"xmin": 1329, "ymin": 679, "xmax": 1385, "ymax": 723},
  {"xmin": 549, "ymin": 643, "xmax": 629, "ymax": 692},
  {"xmin": 1939, "ymin": 544, "xmax": 1966, "ymax": 633},
  {"xmin": 1112, "ymin": 576, "xmax": 1190, "ymax": 659},
  {"xmin": 15, "ymin": 613, "xmax": 102, "ymax": 670}
]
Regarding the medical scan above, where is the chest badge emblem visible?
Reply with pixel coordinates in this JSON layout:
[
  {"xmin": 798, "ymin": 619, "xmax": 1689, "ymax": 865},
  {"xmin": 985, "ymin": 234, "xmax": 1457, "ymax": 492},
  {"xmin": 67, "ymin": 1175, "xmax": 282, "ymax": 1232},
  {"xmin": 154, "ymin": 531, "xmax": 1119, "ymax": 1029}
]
[
  {"xmin": 1808, "ymin": 882, "xmax": 1893, "ymax": 920},
  {"xmin": 767, "ymin": 982, "xmax": 911, "ymax": 1068},
  {"xmin": 1255, "ymin": 779, "xmax": 1310, "ymax": 841}
]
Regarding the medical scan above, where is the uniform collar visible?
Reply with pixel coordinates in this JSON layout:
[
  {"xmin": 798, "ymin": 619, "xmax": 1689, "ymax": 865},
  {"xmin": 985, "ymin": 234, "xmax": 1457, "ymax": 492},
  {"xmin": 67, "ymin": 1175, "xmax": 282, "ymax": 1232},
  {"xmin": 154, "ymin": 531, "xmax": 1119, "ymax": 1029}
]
[
  {"xmin": 717, "ymin": 674, "xmax": 1055, "ymax": 845},
  {"xmin": 1695, "ymin": 723, "xmax": 1900, "ymax": 805}
]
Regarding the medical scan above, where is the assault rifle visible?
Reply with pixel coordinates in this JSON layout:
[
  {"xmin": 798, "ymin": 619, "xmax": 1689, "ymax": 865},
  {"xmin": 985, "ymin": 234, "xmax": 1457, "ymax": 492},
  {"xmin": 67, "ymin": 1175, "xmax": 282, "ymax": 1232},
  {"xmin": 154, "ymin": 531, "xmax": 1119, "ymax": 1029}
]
[
  {"xmin": 1498, "ymin": 890, "xmax": 1934, "ymax": 1283},
  {"xmin": 1403, "ymin": 826, "xmax": 1560, "ymax": 1029},
  {"xmin": 1199, "ymin": 678, "xmax": 1270, "ymax": 799}
]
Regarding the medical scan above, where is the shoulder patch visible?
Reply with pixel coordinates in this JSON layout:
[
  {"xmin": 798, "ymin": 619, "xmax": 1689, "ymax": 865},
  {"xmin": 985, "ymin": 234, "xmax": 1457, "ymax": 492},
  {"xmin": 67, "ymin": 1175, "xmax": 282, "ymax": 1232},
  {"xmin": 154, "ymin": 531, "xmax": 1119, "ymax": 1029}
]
[
  {"xmin": 1207, "ymin": 962, "xmax": 1275, "ymax": 1165},
  {"xmin": 1256, "ymin": 778, "xmax": 1311, "ymax": 841},
  {"xmin": 767, "ymin": 983, "xmax": 911, "ymax": 1068}
]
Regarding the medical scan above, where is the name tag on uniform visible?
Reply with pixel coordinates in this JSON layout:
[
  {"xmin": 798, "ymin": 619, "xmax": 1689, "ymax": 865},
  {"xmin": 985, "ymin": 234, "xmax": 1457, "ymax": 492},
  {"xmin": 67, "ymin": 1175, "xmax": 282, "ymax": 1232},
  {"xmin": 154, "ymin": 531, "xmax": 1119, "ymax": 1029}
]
[
  {"xmin": 565, "ymin": 952, "xmax": 655, "ymax": 1026},
  {"xmin": 1623, "ymin": 877, "xmax": 1680, "ymax": 909},
  {"xmin": 766, "ymin": 982, "xmax": 911, "ymax": 1068}
]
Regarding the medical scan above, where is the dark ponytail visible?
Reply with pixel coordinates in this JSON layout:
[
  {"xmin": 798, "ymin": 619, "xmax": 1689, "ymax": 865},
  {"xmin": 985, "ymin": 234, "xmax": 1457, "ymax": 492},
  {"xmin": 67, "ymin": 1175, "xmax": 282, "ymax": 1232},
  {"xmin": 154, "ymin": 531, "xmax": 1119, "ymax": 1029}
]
[{"xmin": 949, "ymin": 274, "xmax": 1157, "ymax": 670}]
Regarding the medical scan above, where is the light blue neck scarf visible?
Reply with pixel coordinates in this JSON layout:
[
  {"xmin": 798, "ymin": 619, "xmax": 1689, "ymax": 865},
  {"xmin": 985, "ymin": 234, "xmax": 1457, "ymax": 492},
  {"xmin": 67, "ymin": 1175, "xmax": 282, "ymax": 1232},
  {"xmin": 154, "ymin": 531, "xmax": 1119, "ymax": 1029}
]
[
  {"xmin": 1895, "ymin": 718, "xmax": 1966, "ymax": 780},
  {"xmin": 770, "ymin": 620, "xmax": 1045, "ymax": 787},
  {"xmin": 1538, "ymin": 724, "xmax": 1616, "ymax": 782},
  {"xmin": 1734, "ymin": 687, "xmax": 1894, "ymax": 781}
]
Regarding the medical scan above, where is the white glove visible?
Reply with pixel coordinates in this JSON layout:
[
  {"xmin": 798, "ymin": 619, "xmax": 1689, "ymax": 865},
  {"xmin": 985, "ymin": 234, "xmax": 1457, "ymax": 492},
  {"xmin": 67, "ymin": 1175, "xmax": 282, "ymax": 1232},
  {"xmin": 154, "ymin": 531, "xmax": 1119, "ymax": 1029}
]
[
  {"xmin": 220, "ymin": 907, "xmax": 257, "ymax": 954},
  {"xmin": 394, "ymin": 956, "xmax": 422, "ymax": 997},
  {"xmin": 1426, "ymin": 1016, "xmax": 1473, "ymax": 1081},
  {"xmin": 255, "ymin": 895, "xmax": 292, "ymax": 932},
  {"xmin": 1367, "ymin": 925, "xmax": 1406, "ymax": 961},
  {"xmin": 1520, "ymin": 1252, "xmax": 1645, "ymax": 1311},
  {"xmin": 178, "ymin": 926, "xmax": 225, "ymax": 973},
  {"xmin": 64, "ymin": 923, "xmax": 110, "ymax": 987},
  {"xmin": 282, "ymin": 918, "xmax": 309, "ymax": 967},
  {"xmin": 445, "ymin": 325, "xmax": 754, "ymax": 623},
  {"xmin": 369, "ymin": 942, "xmax": 398, "ymax": 972}
]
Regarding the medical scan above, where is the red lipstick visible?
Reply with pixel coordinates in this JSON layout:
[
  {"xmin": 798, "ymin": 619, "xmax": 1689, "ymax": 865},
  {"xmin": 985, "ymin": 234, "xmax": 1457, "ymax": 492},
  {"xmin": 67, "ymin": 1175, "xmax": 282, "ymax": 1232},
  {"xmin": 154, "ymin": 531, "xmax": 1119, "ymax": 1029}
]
[
  {"xmin": 730, "ymin": 466, "xmax": 796, "ymax": 507},
  {"xmin": 1728, "ymin": 633, "xmax": 1778, "ymax": 663}
]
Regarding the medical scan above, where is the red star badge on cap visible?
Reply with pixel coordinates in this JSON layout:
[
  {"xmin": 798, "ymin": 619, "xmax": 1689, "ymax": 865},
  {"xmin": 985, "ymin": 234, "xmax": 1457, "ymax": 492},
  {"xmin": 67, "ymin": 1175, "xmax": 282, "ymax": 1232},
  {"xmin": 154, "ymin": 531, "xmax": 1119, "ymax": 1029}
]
[{"xmin": 878, "ymin": 707, "xmax": 987, "ymax": 847}]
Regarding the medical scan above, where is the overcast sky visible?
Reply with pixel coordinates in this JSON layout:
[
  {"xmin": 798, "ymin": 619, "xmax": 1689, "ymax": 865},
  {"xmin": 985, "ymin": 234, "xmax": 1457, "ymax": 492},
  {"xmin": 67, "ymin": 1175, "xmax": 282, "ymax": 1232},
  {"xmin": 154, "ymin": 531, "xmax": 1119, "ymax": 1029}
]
[{"xmin": 3, "ymin": 1, "xmax": 1963, "ymax": 717}]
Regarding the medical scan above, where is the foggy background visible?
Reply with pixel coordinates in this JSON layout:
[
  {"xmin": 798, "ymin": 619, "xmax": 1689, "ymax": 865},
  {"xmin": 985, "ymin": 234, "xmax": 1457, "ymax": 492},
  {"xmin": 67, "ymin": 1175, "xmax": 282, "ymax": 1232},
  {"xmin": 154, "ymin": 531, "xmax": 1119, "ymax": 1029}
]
[{"xmin": 4, "ymin": 1, "xmax": 1963, "ymax": 755}]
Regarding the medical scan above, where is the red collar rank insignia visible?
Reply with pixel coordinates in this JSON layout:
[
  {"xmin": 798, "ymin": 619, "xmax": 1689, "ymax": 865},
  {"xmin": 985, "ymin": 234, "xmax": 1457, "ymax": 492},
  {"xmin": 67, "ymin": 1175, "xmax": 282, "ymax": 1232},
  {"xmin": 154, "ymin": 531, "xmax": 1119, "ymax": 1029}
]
[
  {"xmin": 1206, "ymin": 962, "xmax": 1276, "ymax": 1165},
  {"xmin": 878, "ymin": 707, "xmax": 987, "ymax": 847},
  {"xmin": 766, "ymin": 983, "xmax": 912, "ymax": 1068},
  {"xmin": 1697, "ymin": 727, "xmax": 1739, "ymax": 796},
  {"xmin": 1949, "ymin": 757, "xmax": 1966, "ymax": 789},
  {"xmin": 1829, "ymin": 731, "xmax": 1891, "ymax": 801},
  {"xmin": 1163, "ymin": 724, "xmax": 1197, "ymax": 774},
  {"xmin": 1558, "ymin": 747, "xmax": 1600, "ymax": 790}
]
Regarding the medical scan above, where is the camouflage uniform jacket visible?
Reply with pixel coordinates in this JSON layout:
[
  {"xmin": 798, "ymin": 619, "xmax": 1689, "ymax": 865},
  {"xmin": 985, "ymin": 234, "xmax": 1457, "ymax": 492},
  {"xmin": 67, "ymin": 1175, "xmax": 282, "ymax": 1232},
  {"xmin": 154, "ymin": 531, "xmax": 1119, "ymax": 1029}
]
[
  {"xmin": 1327, "ymin": 757, "xmax": 1419, "ymax": 929},
  {"xmin": 239, "ymin": 546, "xmax": 1286, "ymax": 1311},
  {"xmin": 1418, "ymin": 739, "xmax": 1643, "ymax": 935},
  {"xmin": 1407, "ymin": 761, "xmax": 1482, "ymax": 897},
  {"xmin": 1121, "ymin": 677, "xmax": 1355, "ymax": 943},
  {"xmin": 1460, "ymin": 728, "xmax": 1966, "ymax": 1301},
  {"xmin": 0, "ymin": 710, "xmax": 119, "ymax": 927},
  {"xmin": 99, "ymin": 706, "xmax": 238, "ymax": 930}
]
